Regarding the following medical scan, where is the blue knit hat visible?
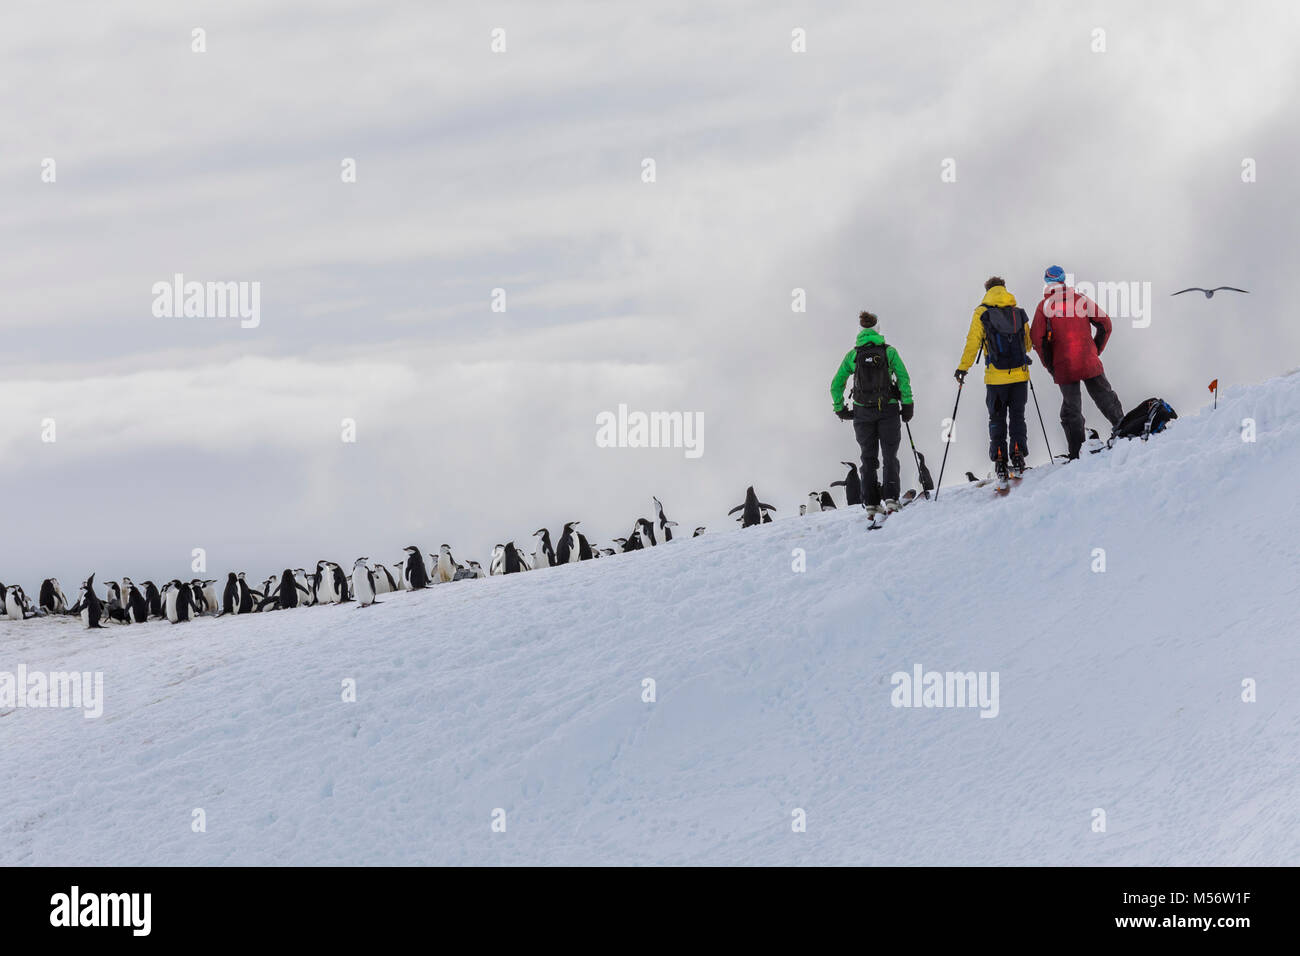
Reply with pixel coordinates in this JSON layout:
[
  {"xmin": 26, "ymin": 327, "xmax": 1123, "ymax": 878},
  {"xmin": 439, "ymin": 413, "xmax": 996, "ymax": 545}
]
[{"xmin": 1044, "ymin": 265, "xmax": 1066, "ymax": 284}]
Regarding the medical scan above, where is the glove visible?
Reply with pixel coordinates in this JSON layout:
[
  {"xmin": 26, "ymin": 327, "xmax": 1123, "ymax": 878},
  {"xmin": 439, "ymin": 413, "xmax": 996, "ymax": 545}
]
[
  {"xmin": 954, "ymin": 369, "xmax": 967, "ymax": 384},
  {"xmin": 900, "ymin": 403, "xmax": 914, "ymax": 423},
  {"xmin": 835, "ymin": 408, "xmax": 853, "ymax": 421}
]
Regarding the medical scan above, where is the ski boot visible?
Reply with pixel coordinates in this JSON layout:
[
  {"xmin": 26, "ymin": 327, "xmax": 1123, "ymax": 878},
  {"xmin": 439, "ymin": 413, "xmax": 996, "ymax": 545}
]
[
  {"xmin": 993, "ymin": 450, "xmax": 1010, "ymax": 494},
  {"xmin": 1010, "ymin": 444, "xmax": 1026, "ymax": 479},
  {"xmin": 882, "ymin": 499, "xmax": 901, "ymax": 513}
]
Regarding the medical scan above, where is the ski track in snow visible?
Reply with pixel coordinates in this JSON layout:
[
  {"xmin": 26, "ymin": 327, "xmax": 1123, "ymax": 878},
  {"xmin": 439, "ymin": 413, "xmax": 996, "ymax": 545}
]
[{"xmin": 3, "ymin": 374, "xmax": 1300, "ymax": 865}]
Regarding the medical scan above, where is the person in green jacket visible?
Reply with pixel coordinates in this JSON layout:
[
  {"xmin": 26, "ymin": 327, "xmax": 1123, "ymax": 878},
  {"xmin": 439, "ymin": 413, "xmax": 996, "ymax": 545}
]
[{"xmin": 830, "ymin": 311, "xmax": 914, "ymax": 514}]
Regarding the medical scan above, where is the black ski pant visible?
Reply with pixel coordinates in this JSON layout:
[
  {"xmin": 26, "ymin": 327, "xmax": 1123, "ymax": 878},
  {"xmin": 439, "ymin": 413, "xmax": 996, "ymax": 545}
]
[
  {"xmin": 853, "ymin": 405, "xmax": 901, "ymax": 506},
  {"xmin": 985, "ymin": 381, "xmax": 1028, "ymax": 463},
  {"xmin": 1059, "ymin": 373, "xmax": 1123, "ymax": 457}
]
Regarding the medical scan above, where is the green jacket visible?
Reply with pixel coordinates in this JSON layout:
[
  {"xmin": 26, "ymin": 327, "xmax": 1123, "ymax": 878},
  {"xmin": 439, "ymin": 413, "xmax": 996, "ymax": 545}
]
[{"xmin": 830, "ymin": 328, "xmax": 913, "ymax": 412}]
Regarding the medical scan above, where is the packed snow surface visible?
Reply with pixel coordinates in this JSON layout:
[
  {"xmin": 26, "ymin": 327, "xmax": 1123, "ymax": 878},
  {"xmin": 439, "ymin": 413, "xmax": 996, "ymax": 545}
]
[{"xmin": 4, "ymin": 374, "xmax": 1299, "ymax": 865}]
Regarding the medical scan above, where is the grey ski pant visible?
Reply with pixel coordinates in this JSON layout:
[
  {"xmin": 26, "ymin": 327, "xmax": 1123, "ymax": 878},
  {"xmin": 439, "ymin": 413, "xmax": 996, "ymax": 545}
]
[
  {"xmin": 852, "ymin": 406, "xmax": 902, "ymax": 505},
  {"xmin": 1060, "ymin": 373, "xmax": 1124, "ymax": 456}
]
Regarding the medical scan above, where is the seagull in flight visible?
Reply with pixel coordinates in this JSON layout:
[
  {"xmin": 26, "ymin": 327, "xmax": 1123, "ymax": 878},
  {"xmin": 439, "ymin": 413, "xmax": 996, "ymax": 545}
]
[{"xmin": 1170, "ymin": 286, "xmax": 1249, "ymax": 298}]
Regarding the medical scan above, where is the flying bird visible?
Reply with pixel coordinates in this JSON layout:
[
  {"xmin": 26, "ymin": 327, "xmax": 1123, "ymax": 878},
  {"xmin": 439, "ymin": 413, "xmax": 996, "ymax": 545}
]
[{"xmin": 1170, "ymin": 286, "xmax": 1249, "ymax": 299}]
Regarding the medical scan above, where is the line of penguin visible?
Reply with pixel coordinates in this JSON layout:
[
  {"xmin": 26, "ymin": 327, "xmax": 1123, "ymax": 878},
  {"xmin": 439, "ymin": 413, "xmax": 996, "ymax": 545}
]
[
  {"xmin": 2, "ymin": 462, "xmax": 964, "ymax": 630},
  {"xmin": 0, "ymin": 496, "xmax": 713, "ymax": 630},
  {"xmin": 730, "ymin": 451, "xmax": 991, "ymax": 527}
]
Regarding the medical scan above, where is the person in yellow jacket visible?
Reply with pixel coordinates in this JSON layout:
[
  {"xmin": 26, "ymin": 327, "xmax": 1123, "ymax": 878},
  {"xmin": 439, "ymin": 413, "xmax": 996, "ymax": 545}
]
[{"xmin": 953, "ymin": 276, "xmax": 1034, "ymax": 478}]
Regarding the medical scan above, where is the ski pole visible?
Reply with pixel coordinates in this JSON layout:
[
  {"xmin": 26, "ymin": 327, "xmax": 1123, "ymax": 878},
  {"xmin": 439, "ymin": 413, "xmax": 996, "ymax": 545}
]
[
  {"xmin": 934, "ymin": 376, "xmax": 968, "ymax": 500},
  {"xmin": 1027, "ymin": 373, "xmax": 1054, "ymax": 464}
]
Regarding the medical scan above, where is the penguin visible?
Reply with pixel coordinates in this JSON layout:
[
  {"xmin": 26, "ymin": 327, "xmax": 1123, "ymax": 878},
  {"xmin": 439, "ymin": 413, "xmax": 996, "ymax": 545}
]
[
  {"xmin": 503, "ymin": 542, "xmax": 530, "ymax": 574},
  {"xmin": 186, "ymin": 579, "xmax": 209, "ymax": 616},
  {"xmin": 598, "ymin": 548, "xmax": 615, "ymax": 557},
  {"xmin": 403, "ymin": 546, "xmax": 430, "ymax": 590},
  {"xmin": 164, "ymin": 579, "xmax": 192, "ymax": 623},
  {"xmin": 14, "ymin": 586, "xmax": 39, "ymax": 618},
  {"xmin": 468, "ymin": 561, "xmax": 487, "ymax": 579},
  {"xmin": 532, "ymin": 529, "xmax": 555, "ymax": 568},
  {"xmin": 352, "ymin": 558, "xmax": 379, "ymax": 607},
  {"xmin": 74, "ymin": 574, "xmax": 105, "ymax": 629},
  {"xmin": 258, "ymin": 568, "xmax": 307, "ymax": 611},
  {"xmin": 965, "ymin": 472, "xmax": 978, "ymax": 483},
  {"xmin": 261, "ymin": 574, "xmax": 279, "ymax": 608},
  {"xmin": 555, "ymin": 522, "xmax": 581, "ymax": 564},
  {"xmin": 806, "ymin": 492, "xmax": 822, "ymax": 514},
  {"xmin": 390, "ymin": 563, "xmax": 408, "ymax": 590},
  {"xmin": 576, "ymin": 532, "xmax": 594, "ymax": 561},
  {"xmin": 302, "ymin": 567, "xmax": 319, "ymax": 602},
  {"xmin": 489, "ymin": 544, "xmax": 505, "ymax": 576},
  {"xmin": 104, "ymin": 581, "xmax": 131, "ymax": 624},
  {"xmin": 374, "ymin": 563, "xmax": 399, "ymax": 594},
  {"xmin": 728, "ymin": 486, "xmax": 775, "ymax": 529},
  {"xmin": 313, "ymin": 562, "xmax": 334, "ymax": 604},
  {"xmin": 635, "ymin": 518, "xmax": 658, "ymax": 547},
  {"xmin": 142, "ymin": 580, "xmax": 164, "ymax": 618},
  {"xmin": 435, "ymin": 545, "xmax": 458, "ymax": 584},
  {"xmin": 294, "ymin": 569, "xmax": 317, "ymax": 606},
  {"xmin": 221, "ymin": 572, "xmax": 239, "ymax": 615},
  {"xmin": 236, "ymin": 572, "xmax": 256, "ymax": 613},
  {"xmin": 125, "ymin": 581, "xmax": 149, "ymax": 623},
  {"xmin": 693, "ymin": 527, "xmax": 706, "ymax": 537},
  {"xmin": 818, "ymin": 491, "xmax": 837, "ymax": 510},
  {"xmin": 652, "ymin": 496, "xmax": 678, "ymax": 542},
  {"xmin": 621, "ymin": 528, "xmax": 644, "ymax": 552},
  {"xmin": 39, "ymin": 578, "xmax": 68, "ymax": 613},
  {"xmin": 761, "ymin": 509, "xmax": 773, "ymax": 523},
  {"xmin": 5, "ymin": 586, "xmax": 31, "ymax": 620},
  {"xmin": 191, "ymin": 581, "xmax": 209, "ymax": 614},
  {"xmin": 831, "ymin": 461, "xmax": 863, "ymax": 506},
  {"xmin": 197, "ymin": 580, "xmax": 215, "ymax": 616},
  {"xmin": 329, "ymin": 562, "xmax": 351, "ymax": 602},
  {"xmin": 799, "ymin": 504, "xmax": 806, "ymax": 516}
]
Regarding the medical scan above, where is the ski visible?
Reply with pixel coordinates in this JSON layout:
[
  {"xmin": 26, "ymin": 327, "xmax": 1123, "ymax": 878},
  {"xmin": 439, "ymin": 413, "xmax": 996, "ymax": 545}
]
[{"xmin": 993, "ymin": 476, "xmax": 1023, "ymax": 496}]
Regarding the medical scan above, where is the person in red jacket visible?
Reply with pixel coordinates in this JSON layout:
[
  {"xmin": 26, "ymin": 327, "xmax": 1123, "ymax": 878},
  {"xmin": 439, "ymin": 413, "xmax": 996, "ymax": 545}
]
[{"xmin": 1030, "ymin": 265, "xmax": 1125, "ymax": 459}]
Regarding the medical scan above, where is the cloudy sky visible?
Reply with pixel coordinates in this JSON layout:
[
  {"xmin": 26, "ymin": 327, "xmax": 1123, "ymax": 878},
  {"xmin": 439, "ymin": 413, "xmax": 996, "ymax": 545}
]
[{"xmin": 2, "ymin": 0, "xmax": 1296, "ymax": 589}]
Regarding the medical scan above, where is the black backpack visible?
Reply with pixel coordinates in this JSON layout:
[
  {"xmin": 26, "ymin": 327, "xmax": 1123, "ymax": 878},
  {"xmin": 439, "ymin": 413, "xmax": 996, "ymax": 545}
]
[
  {"xmin": 1111, "ymin": 398, "xmax": 1177, "ymax": 442},
  {"xmin": 852, "ymin": 342, "xmax": 895, "ymax": 410},
  {"xmin": 980, "ymin": 304, "xmax": 1030, "ymax": 370}
]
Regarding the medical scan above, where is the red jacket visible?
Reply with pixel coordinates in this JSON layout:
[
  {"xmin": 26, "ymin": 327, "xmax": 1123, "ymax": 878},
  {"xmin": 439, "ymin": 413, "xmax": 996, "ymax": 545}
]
[{"xmin": 1030, "ymin": 287, "xmax": 1112, "ymax": 385}]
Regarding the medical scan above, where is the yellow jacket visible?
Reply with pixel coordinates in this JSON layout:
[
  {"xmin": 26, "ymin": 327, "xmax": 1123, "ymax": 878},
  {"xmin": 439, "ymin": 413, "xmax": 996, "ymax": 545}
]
[{"xmin": 958, "ymin": 286, "xmax": 1033, "ymax": 385}]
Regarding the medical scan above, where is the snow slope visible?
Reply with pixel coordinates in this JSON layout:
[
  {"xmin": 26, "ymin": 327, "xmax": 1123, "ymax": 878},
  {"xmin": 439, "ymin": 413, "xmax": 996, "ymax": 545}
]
[{"xmin": 4, "ymin": 374, "xmax": 1299, "ymax": 866}]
